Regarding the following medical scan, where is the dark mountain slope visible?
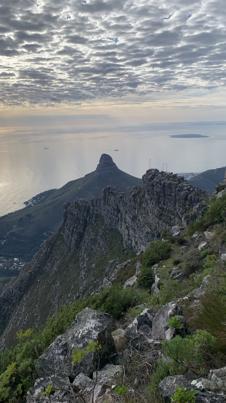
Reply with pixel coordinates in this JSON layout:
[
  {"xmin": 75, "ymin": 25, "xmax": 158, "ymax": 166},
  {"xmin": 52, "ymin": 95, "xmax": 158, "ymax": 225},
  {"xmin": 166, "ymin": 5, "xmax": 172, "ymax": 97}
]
[
  {"xmin": 0, "ymin": 169, "xmax": 206, "ymax": 346},
  {"xmin": 0, "ymin": 154, "xmax": 141, "ymax": 261},
  {"xmin": 189, "ymin": 166, "xmax": 226, "ymax": 193}
]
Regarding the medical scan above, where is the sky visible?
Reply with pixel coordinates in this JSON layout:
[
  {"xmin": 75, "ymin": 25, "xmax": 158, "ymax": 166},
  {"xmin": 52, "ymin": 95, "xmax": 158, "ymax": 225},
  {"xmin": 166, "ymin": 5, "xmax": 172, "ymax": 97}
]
[{"xmin": 0, "ymin": 0, "xmax": 226, "ymax": 123}]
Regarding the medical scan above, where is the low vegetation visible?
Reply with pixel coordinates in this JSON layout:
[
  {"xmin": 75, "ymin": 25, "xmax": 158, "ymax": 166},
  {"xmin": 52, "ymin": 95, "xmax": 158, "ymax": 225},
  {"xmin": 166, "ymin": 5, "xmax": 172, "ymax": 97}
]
[
  {"xmin": 0, "ymin": 192, "xmax": 225, "ymax": 402},
  {"xmin": 142, "ymin": 240, "xmax": 171, "ymax": 267}
]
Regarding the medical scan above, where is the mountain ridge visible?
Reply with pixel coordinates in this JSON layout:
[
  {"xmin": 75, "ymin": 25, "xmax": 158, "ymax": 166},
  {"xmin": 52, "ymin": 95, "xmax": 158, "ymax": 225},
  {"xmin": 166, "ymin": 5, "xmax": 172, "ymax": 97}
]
[
  {"xmin": 0, "ymin": 154, "xmax": 141, "ymax": 261},
  {"xmin": 0, "ymin": 168, "xmax": 206, "ymax": 347}
]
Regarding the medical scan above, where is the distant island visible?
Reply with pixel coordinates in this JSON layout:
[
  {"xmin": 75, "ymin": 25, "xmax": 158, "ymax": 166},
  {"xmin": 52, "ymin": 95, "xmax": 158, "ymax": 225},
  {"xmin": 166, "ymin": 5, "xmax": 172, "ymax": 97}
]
[{"xmin": 170, "ymin": 134, "xmax": 209, "ymax": 138}]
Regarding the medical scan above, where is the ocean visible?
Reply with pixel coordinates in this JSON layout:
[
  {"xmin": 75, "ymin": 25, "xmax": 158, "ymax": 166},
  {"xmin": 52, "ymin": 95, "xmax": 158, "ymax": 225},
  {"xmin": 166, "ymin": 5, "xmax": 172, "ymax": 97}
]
[{"xmin": 0, "ymin": 120, "xmax": 225, "ymax": 216}]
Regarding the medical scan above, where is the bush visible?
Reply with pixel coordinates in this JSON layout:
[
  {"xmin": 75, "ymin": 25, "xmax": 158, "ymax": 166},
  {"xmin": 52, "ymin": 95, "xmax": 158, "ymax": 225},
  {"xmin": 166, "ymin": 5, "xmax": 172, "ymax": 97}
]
[
  {"xmin": 171, "ymin": 387, "xmax": 197, "ymax": 403},
  {"xmin": 192, "ymin": 290, "xmax": 226, "ymax": 350},
  {"xmin": 163, "ymin": 330, "xmax": 217, "ymax": 376},
  {"xmin": 94, "ymin": 286, "xmax": 146, "ymax": 319},
  {"xmin": 142, "ymin": 240, "xmax": 171, "ymax": 267},
  {"xmin": 179, "ymin": 249, "xmax": 202, "ymax": 277},
  {"xmin": 138, "ymin": 266, "xmax": 155, "ymax": 290},
  {"xmin": 188, "ymin": 194, "xmax": 226, "ymax": 233},
  {"xmin": 168, "ymin": 315, "xmax": 184, "ymax": 330},
  {"xmin": 148, "ymin": 360, "xmax": 172, "ymax": 402}
]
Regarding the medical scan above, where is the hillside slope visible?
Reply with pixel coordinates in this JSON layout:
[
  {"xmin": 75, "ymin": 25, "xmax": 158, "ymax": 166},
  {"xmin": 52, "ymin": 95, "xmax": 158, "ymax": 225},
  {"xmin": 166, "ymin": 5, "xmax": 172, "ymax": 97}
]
[
  {"xmin": 0, "ymin": 187, "xmax": 225, "ymax": 403},
  {"xmin": 189, "ymin": 165, "xmax": 226, "ymax": 193},
  {"xmin": 0, "ymin": 154, "xmax": 140, "ymax": 261},
  {"xmin": 0, "ymin": 169, "xmax": 206, "ymax": 347}
]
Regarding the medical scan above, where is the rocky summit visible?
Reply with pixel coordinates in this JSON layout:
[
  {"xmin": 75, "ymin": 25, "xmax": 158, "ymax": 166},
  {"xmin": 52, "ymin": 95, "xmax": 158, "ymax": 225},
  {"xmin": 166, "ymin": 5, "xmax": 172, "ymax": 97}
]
[
  {"xmin": 0, "ymin": 154, "xmax": 140, "ymax": 261},
  {"xmin": 0, "ymin": 168, "xmax": 206, "ymax": 346}
]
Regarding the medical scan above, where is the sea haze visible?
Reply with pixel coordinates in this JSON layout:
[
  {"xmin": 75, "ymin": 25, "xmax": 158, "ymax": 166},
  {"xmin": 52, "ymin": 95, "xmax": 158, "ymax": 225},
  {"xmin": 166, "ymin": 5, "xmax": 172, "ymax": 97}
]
[{"xmin": 0, "ymin": 120, "xmax": 225, "ymax": 216}]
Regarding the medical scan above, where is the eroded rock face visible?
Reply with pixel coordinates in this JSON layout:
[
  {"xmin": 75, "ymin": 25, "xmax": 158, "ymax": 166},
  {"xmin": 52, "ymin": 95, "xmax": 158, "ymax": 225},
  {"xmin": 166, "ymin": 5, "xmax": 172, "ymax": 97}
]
[
  {"xmin": 0, "ymin": 169, "xmax": 206, "ymax": 346},
  {"xmin": 36, "ymin": 308, "xmax": 115, "ymax": 379}
]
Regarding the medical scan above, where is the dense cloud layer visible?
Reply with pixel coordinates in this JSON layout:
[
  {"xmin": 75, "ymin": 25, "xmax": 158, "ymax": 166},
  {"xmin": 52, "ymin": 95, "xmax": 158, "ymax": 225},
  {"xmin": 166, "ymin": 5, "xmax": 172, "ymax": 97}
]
[{"xmin": 0, "ymin": 0, "xmax": 225, "ymax": 105}]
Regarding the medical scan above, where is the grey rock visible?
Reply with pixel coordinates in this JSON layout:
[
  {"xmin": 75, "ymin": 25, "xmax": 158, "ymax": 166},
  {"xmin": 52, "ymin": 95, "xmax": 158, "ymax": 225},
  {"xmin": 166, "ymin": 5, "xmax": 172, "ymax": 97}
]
[
  {"xmin": 171, "ymin": 225, "xmax": 182, "ymax": 237},
  {"xmin": 198, "ymin": 241, "xmax": 208, "ymax": 251},
  {"xmin": 111, "ymin": 328, "xmax": 127, "ymax": 353},
  {"xmin": 152, "ymin": 301, "xmax": 181, "ymax": 340},
  {"xmin": 159, "ymin": 375, "xmax": 226, "ymax": 402},
  {"xmin": 72, "ymin": 365, "xmax": 123, "ymax": 403},
  {"xmin": 36, "ymin": 308, "xmax": 115, "ymax": 379},
  {"xmin": 26, "ymin": 375, "xmax": 72, "ymax": 403},
  {"xmin": 73, "ymin": 373, "xmax": 95, "ymax": 402},
  {"xmin": 151, "ymin": 273, "xmax": 161, "ymax": 294},
  {"xmin": 93, "ymin": 364, "xmax": 123, "ymax": 401},
  {"xmin": 125, "ymin": 308, "xmax": 156, "ymax": 351},
  {"xmin": 190, "ymin": 275, "xmax": 211, "ymax": 303},
  {"xmin": 123, "ymin": 275, "xmax": 137, "ymax": 288},
  {"xmin": 192, "ymin": 366, "xmax": 226, "ymax": 394},
  {"xmin": 220, "ymin": 253, "xmax": 226, "ymax": 262},
  {"xmin": 204, "ymin": 231, "xmax": 215, "ymax": 241},
  {"xmin": 170, "ymin": 267, "xmax": 185, "ymax": 281},
  {"xmin": 159, "ymin": 375, "xmax": 191, "ymax": 400}
]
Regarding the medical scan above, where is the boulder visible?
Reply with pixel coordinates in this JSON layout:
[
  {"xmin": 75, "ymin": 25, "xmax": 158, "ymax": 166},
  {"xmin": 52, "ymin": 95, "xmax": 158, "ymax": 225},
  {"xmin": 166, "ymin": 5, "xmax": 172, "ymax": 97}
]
[
  {"xmin": 93, "ymin": 364, "xmax": 123, "ymax": 401},
  {"xmin": 36, "ymin": 308, "xmax": 115, "ymax": 379},
  {"xmin": 126, "ymin": 308, "xmax": 153, "ymax": 340},
  {"xmin": 111, "ymin": 328, "xmax": 127, "ymax": 352},
  {"xmin": 159, "ymin": 368, "xmax": 226, "ymax": 403},
  {"xmin": 123, "ymin": 275, "xmax": 137, "ymax": 288},
  {"xmin": 151, "ymin": 273, "xmax": 160, "ymax": 294},
  {"xmin": 73, "ymin": 373, "xmax": 95, "ymax": 402},
  {"xmin": 159, "ymin": 374, "xmax": 226, "ymax": 403},
  {"xmin": 220, "ymin": 253, "xmax": 226, "ymax": 262},
  {"xmin": 204, "ymin": 231, "xmax": 215, "ymax": 241},
  {"xmin": 72, "ymin": 365, "xmax": 123, "ymax": 403},
  {"xmin": 192, "ymin": 366, "xmax": 226, "ymax": 394},
  {"xmin": 171, "ymin": 225, "xmax": 181, "ymax": 237},
  {"xmin": 152, "ymin": 301, "xmax": 181, "ymax": 340},
  {"xmin": 26, "ymin": 375, "xmax": 72, "ymax": 403},
  {"xmin": 170, "ymin": 266, "xmax": 184, "ymax": 281},
  {"xmin": 159, "ymin": 375, "xmax": 191, "ymax": 400},
  {"xmin": 198, "ymin": 241, "xmax": 208, "ymax": 251}
]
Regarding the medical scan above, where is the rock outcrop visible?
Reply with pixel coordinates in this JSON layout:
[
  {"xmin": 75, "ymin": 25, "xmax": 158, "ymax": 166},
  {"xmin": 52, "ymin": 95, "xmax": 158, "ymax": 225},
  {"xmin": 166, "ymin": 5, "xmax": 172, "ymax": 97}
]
[
  {"xmin": 0, "ymin": 169, "xmax": 206, "ymax": 346},
  {"xmin": 36, "ymin": 308, "xmax": 115, "ymax": 379}
]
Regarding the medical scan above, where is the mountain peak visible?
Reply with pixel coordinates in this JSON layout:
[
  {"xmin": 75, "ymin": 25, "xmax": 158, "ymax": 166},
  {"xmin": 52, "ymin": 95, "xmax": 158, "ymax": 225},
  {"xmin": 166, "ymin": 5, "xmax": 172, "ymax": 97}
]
[{"xmin": 96, "ymin": 154, "xmax": 118, "ymax": 172}]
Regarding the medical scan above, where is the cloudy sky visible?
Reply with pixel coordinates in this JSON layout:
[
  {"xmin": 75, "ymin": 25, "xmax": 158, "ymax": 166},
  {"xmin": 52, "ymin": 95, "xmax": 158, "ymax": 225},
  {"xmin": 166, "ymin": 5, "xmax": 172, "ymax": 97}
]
[{"xmin": 0, "ymin": 0, "xmax": 226, "ymax": 121}]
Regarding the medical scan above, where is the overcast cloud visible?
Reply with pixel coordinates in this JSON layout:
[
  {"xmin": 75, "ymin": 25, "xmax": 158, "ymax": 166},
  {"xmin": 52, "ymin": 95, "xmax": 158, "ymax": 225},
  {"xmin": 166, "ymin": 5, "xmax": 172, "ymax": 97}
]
[{"xmin": 0, "ymin": 0, "xmax": 225, "ymax": 105}]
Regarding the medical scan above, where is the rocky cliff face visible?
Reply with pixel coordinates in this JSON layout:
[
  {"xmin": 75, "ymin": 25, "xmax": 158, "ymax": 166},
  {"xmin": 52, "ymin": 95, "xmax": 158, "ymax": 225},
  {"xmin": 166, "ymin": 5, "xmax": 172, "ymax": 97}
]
[
  {"xmin": 0, "ymin": 154, "xmax": 140, "ymax": 261},
  {"xmin": 0, "ymin": 169, "xmax": 206, "ymax": 346}
]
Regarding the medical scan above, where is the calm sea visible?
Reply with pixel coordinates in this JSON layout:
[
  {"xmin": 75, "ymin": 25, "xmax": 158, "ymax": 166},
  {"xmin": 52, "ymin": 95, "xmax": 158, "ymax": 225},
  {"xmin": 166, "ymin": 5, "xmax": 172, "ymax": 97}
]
[{"xmin": 0, "ymin": 120, "xmax": 225, "ymax": 216}]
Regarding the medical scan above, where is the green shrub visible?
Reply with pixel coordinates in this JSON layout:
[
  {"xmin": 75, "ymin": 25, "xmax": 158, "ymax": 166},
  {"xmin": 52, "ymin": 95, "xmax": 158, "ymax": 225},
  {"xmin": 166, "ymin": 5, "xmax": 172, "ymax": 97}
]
[
  {"xmin": 179, "ymin": 249, "xmax": 202, "ymax": 277},
  {"xmin": 114, "ymin": 385, "xmax": 128, "ymax": 396},
  {"xmin": 192, "ymin": 290, "xmax": 226, "ymax": 349},
  {"xmin": 188, "ymin": 195, "xmax": 226, "ymax": 233},
  {"xmin": 148, "ymin": 360, "xmax": 172, "ymax": 402},
  {"xmin": 142, "ymin": 240, "xmax": 171, "ymax": 267},
  {"xmin": 94, "ymin": 286, "xmax": 146, "ymax": 319},
  {"xmin": 171, "ymin": 387, "xmax": 197, "ymax": 403},
  {"xmin": 138, "ymin": 266, "xmax": 155, "ymax": 290},
  {"xmin": 168, "ymin": 316, "xmax": 184, "ymax": 330},
  {"xmin": 163, "ymin": 330, "xmax": 217, "ymax": 376},
  {"xmin": 43, "ymin": 383, "xmax": 55, "ymax": 397}
]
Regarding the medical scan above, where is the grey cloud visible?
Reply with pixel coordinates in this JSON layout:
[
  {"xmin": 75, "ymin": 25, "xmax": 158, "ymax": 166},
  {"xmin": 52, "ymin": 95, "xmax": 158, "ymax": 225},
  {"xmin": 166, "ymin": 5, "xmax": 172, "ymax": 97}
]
[{"xmin": 0, "ymin": 0, "xmax": 225, "ymax": 104}]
